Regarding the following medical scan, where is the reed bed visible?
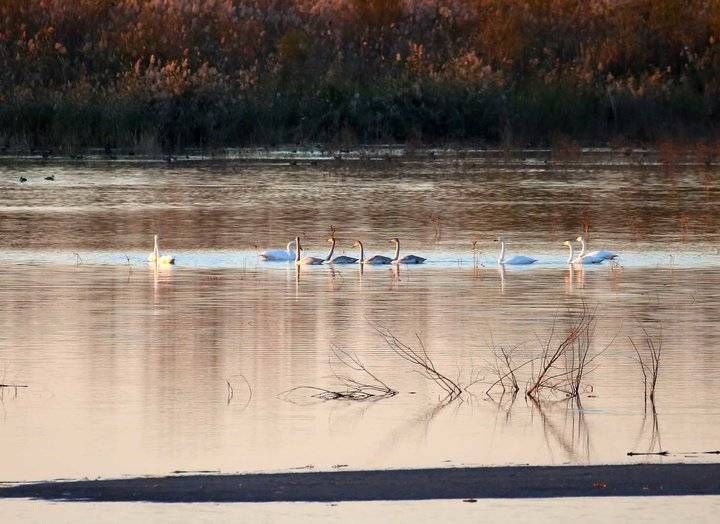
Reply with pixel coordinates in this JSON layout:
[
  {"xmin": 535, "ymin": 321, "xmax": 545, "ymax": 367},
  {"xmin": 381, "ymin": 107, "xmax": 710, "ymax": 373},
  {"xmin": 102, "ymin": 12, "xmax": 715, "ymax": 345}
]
[{"xmin": 2, "ymin": 1, "xmax": 720, "ymax": 151}]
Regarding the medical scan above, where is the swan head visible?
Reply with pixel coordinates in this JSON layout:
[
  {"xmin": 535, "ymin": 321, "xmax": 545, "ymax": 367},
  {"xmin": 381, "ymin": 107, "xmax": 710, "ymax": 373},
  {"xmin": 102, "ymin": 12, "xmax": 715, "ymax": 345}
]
[
  {"xmin": 495, "ymin": 235, "xmax": 505, "ymax": 243},
  {"xmin": 390, "ymin": 237, "xmax": 399, "ymax": 244},
  {"xmin": 327, "ymin": 237, "xmax": 336, "ymax": 244},
  {"xmin": 575, "ymin": 236, "xmax": 584, "ymax": 242},
  {"xmin": 352, "ymin": 240, "xmax": 361, "ymax": 248},
  {"xmin": 563, "ymin": 240, "xmax": 572, "ymax": 247}
]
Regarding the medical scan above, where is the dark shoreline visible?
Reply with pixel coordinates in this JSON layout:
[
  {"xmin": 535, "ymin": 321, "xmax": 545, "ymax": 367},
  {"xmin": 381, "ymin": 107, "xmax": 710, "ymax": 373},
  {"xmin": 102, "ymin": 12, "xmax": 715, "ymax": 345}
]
[{"xmin": 2, "ymin": 464, "xmax": 719, "ymax": 503}]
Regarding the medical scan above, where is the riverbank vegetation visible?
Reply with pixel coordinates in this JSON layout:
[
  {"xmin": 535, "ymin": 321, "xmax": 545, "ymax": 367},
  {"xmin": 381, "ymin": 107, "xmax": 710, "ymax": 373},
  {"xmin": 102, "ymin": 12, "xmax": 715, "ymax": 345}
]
[{"xmin": 1, "ymin": 1, "xmax": 719, "ymax": 152}]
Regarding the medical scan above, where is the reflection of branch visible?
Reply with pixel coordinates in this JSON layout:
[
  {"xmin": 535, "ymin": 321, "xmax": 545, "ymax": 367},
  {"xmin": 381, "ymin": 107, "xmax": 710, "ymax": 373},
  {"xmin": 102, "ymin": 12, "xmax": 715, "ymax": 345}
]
[
  {"xmin": 529, "ymin": 396, "xmax": 591, "ymax": 462},
  {"xmin": 374, "ymin": 397, "xmax": 456, "ymax": 457},
  {"xmin": 225, "ymin": 374, "xmax": 252, "ymax": 411},
  {"xmin": 488, "ymin": 390, "xmax": 518, "ymax": 425},
  {"xmin": 629, "ymin": 324, "xmax": 662, "ymax": 406},
  {"xmin": 0, "ymin": 381, "xmax": 27, "ymax": 402},
  {"xmin": 628, "ymin": 398, "xmax": 667, "ymax": 456}
]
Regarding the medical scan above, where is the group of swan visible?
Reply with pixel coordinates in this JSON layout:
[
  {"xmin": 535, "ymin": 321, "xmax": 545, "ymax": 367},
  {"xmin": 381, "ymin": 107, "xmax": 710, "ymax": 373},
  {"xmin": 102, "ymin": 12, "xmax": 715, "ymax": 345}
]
[
  {"xmin": 498, "ymin": 235, "xmax": 616, "ymax": 266},
  {"xmin": 293, "ymin": 237, "xmax": 426, "ymax": 266},
  {"xmin": 563, "ymin": 236, "xmax": 617, "ymax": 265},
  {"xmin": 149, "ymin": 233, "xmax": 615, "ymax": 268}
]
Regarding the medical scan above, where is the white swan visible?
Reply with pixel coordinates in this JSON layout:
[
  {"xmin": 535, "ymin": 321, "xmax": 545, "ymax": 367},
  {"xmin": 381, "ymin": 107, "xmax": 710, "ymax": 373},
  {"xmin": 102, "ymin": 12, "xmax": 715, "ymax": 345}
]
[
  {"xmin": 576, "ymin": 236, "xmax": 617, "ymax": 260},
  {"xmin": 497, "ymin": 236, "xmax": 537, "ymax": 265},
  {"xmin": 260, "ymin": 240, "xmax": 296, "ymax": 261},
  {"xmin": 353, "ymin": 240, "xmax": 392, "ymax": 265},
  {"xmin": 390, "ymin": 238, "xmax": 426, "ymax": 264},
  {"xmin": 148, "ymin": 234, "xmax": 175, "ymax": 265},
  {"xmin": 294, "ymin": 237, "xmax": 325, "ymax": 265},
  {"xmin": 563, "ymin": 240, "xmax": 603, "ymax": 265},
  {"xmin": 326, "ymin": 237, "xmax": 359, "ymax": 264}
]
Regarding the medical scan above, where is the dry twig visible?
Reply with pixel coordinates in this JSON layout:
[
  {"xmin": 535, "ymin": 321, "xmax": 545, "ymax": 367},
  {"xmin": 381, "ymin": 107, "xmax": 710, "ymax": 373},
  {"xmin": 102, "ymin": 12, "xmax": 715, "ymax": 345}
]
[
  {"xmin": 282, "ymin": 344, "xmax": 397, "ymax": 402},
  {"xmin": 372, "ymin": 323, "xmax": 471, "ymax": 401},
  {"xmin": 629, "ymin": 325, "xmax": 662, "ymax": 405}
]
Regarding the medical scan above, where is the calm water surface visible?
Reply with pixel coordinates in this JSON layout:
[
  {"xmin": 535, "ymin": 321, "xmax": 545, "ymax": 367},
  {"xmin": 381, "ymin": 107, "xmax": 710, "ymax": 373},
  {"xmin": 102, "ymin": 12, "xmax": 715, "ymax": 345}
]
[{"xmin": 1, "ymin": 152, "xmax": 719, "ymax": 482}]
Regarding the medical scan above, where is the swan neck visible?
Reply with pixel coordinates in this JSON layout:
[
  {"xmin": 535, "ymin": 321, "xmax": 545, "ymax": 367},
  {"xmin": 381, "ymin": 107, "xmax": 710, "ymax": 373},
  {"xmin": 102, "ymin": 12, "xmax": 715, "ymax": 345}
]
[
  {"xmin": 578, "ymin": 237, "xmax": 586, "ymax": 257},
  {"xmin": 498, "ymin": 240, "xmax": 505, "ymax": 263},
  {"xmin": 393, "ymin": 241, "xmax": 400, "ymax": 262},
  {"xmin": 154, "ymin": 235, "xmax": 159, "ymax": 257},
  {"xmin": 357, "ymin": 241, "xmax": 364, "ymax": 262},
  {"xmin": 566, "ymin": 243, "xmax": 574, "ymax": 264},
  {"xmin": 325, "ymin": 239, "xmax": 336, "ymax": 262},
  {"xmin": 294, "ymin": 238, "xmax": 301, "ymax": 263}
]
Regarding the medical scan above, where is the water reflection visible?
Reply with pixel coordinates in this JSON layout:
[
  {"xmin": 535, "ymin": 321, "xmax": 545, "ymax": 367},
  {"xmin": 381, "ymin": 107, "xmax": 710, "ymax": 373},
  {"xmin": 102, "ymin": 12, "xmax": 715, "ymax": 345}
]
[{"xmin": 1, "ymin": 157, "xmax": 720, "ymax": 481}]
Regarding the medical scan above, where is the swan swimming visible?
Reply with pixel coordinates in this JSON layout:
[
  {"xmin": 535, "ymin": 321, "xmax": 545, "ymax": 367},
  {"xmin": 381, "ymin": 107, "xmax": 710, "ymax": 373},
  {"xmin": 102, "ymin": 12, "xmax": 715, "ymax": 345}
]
[
  {"xmin": 497, "ymin": 236, "xmax": 537, "ymax": 265},
  {"xmin": 148, "ymin": 234, "xmax": 175, "ymax": 265},
  {"xmin": 390, "ymin": 238, "xmax": 426, "ymax": 264},
  {"xmin": 353, "ymin": 240, "xmax": 392, "ymax": 265},
  {"xmin": 326, "ymin": 237, "xmax": 359, "ymax": 264},
  {"xmin": 294, "ymin": 237, "xmax": 325, "ymax": 265},
  {"xmin": 576, "ymin": 236, "xmax": 617, "ymax": 260},
  {"xmin": 563, "ymin": 240, "xmax": 603, "ymax": 265},
  {"xmin": 260, "ymin": 240, "xmax": 296, "ymax": 261}
]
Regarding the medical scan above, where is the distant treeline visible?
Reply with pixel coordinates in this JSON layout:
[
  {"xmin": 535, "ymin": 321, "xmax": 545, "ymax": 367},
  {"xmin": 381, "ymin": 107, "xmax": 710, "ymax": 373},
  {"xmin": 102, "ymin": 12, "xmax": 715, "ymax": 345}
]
[{"xmin": 1, "ymin": 0, "xmax": 719, "ymax": 152}]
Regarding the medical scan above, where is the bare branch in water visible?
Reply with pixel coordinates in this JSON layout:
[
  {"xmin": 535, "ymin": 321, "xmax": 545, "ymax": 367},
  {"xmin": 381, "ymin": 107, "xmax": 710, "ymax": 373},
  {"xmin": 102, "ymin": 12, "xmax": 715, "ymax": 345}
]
[
  {"xmin": 485, "ymin": 344, "xmax": 534, "ymax": 397},
  {"xmin": 629, "ymin": 324, "xmax": 663, "ymax": 405},
  {"xmin": 372, "ymin": 323, "xmax": 465, "ymax": 401},
  {"xmin": 526, "ymin": 302, "xmax": 609, "ymax": 400},
  {"xmin": 281, "ymin": 344, "xmax": 397, "ymax": 402}
]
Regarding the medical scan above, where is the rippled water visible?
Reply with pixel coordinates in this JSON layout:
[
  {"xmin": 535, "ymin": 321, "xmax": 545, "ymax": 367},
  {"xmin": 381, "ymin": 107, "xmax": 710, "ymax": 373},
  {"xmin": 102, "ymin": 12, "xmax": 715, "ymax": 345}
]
[{"xmin": 1, "ymin": 151, "xmax": 719, "ymax": 482}]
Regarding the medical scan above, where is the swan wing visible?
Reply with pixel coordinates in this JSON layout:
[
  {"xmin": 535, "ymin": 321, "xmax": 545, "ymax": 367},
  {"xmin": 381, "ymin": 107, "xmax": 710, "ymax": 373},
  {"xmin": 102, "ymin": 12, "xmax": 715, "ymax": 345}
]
[
  {"xmin": 505, "ymin": 255, "xmax": 537, "ymax": 265},
  {"xmin": 574, "ymin": 254, "xmax": 604, "ymax": 264},
  {"xmin": 298, "ymin": 256, "xmax": 325, "ymax": 265},
  {"xmin": 587, "ymin": 249, "xmax": 617, "ymax": 260},
  {"xmin": 331, "ymin": 256, "xmax": 358, "ymax": 264},
  {"xmin": 365, "ymin": 255, "xmax": 392, "ymax": 265},
  {"xmin": 260, "ymin": 249, "xmax": 295, "ymax": 261},
  {"xmin": 398, "ymin": 255, "xmax": 426, "ymax": 264}
]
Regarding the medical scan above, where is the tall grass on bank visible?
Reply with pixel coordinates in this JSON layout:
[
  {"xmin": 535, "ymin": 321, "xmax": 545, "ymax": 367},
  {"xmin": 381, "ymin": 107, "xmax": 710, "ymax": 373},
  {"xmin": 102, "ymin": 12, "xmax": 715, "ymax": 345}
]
[{"xmin": 1, "ymin": 1, "xmax": 720, "ymax": 151}]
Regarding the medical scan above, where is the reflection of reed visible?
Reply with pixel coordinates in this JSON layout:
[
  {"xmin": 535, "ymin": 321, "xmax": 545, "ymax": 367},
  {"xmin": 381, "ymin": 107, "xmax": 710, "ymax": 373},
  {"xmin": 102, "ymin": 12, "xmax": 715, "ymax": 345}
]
[
  {"xmin": 373, "ymin": 398, "xmax": 457, "ymax": 459},
  {"xmin": 488, "ymin": 390, "xmax": 518, "ymax": 426},
  {"xmin": 564, "ymin": 265, "xmax": 574, "ymax": 293},
  {"xmin": 529, "ymin": 396, "xmax": 592, "ymax": 463},
  {"xmin": 630, "ymin": 399, "xmax": 665, "ymax": 456}
]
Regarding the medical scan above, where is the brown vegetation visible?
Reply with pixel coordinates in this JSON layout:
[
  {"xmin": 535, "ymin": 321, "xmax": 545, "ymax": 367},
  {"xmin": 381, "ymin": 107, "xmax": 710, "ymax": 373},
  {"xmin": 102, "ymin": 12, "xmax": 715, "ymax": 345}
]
[{"xmin": 1, "ymin": 1, "xmax": 720, "ymax": 152}]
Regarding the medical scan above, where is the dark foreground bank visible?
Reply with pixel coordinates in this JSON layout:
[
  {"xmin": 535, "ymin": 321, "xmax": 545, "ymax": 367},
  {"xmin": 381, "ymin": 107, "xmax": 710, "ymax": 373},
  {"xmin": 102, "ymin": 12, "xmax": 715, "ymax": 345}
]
[{"xmin": 1, "ymin": 464, "xmax": 719, "ymax": 503}]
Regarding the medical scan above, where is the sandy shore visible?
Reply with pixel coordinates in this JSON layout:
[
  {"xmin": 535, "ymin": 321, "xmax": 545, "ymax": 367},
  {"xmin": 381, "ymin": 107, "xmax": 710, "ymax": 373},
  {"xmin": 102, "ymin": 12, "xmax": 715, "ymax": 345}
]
[{"xmin": 1, "ymin": 464, "xmax": 719, "ymax": 502}]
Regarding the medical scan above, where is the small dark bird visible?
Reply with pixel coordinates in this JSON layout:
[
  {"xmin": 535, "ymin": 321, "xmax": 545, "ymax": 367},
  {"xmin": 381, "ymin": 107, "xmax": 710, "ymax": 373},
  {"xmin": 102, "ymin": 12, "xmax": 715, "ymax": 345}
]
[
  {"xmin": 19, "ymin": 176, "xmax": 27, "ymax": 183},
  {"xmin": 44, "ymin": 175, "xmax": 55, "ymax": 181}
]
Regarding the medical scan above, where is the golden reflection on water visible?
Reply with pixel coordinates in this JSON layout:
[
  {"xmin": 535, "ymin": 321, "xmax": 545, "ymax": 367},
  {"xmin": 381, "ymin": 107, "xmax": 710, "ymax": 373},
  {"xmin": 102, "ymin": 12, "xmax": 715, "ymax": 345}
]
[
  {"xmin": 0, "ymin": 157, "xmax": 719, "ymax": 481},
  {"xmin": 0, "ymin": 262, "xmax": 719, "ymax": 480}
]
